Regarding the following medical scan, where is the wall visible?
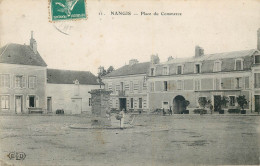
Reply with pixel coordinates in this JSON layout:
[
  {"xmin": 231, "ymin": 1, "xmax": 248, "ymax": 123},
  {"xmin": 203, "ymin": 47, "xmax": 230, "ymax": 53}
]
[
  {"xmin": 0, "ymin": 63, "xmax": 47, "ymax": 113},
  {"xmin": 46, "ymin": 83, "xmax": 100, "ymax": 114}
]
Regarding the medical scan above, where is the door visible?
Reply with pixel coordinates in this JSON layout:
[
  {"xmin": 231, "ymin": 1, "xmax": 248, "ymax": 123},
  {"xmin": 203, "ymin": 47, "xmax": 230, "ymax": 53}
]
[
  {"xmin": 47, "ymin": 97, "xmax": 52, "ymax": 113},
  {"xmin": 15, "ymin": 96, "xmax": 22, "ymax": 113},
  {"xmin": 214, "ymin": 95, "xmax": 221, "ymax": 112},
  {"xmin": 255, "ymin": 95, "xmax": 260, "ymax": 113},
  {"xmin": 71, "ymin": 98, "xmax": 82, "ymax": 114},
  {"xmin": 119, "ymin": 98, "xmax": 126, "ymax": 111}
]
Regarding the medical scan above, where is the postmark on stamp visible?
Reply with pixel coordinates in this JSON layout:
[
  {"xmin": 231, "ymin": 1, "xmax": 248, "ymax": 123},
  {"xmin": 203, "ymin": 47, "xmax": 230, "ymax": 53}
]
[{"xmin": 50, "ymin": 0, "xmax": 87, "ymax": 21}]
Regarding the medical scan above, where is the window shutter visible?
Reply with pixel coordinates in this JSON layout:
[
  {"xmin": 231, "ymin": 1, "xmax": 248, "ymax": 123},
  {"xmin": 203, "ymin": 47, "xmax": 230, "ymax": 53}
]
[
  {"xmin": 22, "ymin": 76, "xmax": 26, "ymax": 88},
  {"xmin": 36, "ymin": 96, "xmax": 39, "ymax": 108},
  {"xmin": 26, "ymin": 96, "xmax": 29, "ymax": 108},
  {"xmin": 13, "ymin": 76, "xmax": 16, "ymax": 88},
  {"xmin": 34, "ymin": 77, "xmax": 37, "ymax": 88}
]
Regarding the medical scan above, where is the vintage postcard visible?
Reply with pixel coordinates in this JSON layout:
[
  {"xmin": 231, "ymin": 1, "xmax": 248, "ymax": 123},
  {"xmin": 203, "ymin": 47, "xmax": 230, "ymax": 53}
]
[{"xmin": 0, "ymin": 0, "xmax": 260, "ymax": 165}]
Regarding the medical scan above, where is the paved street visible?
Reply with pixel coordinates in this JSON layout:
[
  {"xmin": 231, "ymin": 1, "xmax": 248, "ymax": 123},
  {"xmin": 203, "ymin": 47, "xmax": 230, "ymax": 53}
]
[{"xmin": 0, "ymin": 114, "xmax": 259, "ymax": 166}]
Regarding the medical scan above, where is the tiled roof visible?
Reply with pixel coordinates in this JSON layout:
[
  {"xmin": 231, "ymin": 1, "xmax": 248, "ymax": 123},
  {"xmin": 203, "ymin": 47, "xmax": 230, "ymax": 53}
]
[
  {"xmin": 47, "ymin": 69, "xmax": 100, "ymax": 85},
  {"xmin": 164, "ymin": 49, "xmax": 257, "ymax": 64},
  {"xmin": 0, "ymin": 43, "xmax": 47, "ymax": 67},
  {"xmin": 104, "ymin": 62, "xmax": 150, "ymax": 77}
]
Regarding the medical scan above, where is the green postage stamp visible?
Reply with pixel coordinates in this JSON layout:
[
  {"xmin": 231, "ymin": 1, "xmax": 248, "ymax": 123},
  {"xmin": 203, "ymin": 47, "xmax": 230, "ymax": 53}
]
[{"xmin": 50, "ymin": 0, "xmax": 87, "ymax": 21}]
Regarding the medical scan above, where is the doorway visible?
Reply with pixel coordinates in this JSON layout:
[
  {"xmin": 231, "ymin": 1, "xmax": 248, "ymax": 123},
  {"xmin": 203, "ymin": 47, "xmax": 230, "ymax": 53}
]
[
  {"xmin": 119, "ymin": 98, "xmax": 126, "ymax": 111},
  {"xmin": 15, "ymin": 96, "xmax": 23, "ymax": 113},
  {"xmin": 214, "ymin": 95, "xmax": 221, "ymax": 112},
  {"xmin": 47, "ymin": 97, "xmax": 52, "ymax": 113},
  {"xmin": 173, "ymin": 95, "xmax": 186, "ymax": 114}
]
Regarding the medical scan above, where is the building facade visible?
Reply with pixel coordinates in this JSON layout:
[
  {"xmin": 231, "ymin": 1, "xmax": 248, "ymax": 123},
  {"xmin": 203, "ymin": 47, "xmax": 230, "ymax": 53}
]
[
  {"xmin": 0, "ymin": 33, "xmax": 47, "ymax": 114},
  {"xmin": 103, "ymin": 29, "xmax": 260, "ymax": 114},
  {"xmin": 148, "ymin": 48, "xmax": 260, "ymax": 114},
  {"xmin": 102, "ymin": 59, "xmax": 151, "ymax": 112},
  {"xmin": 46, "ymin": 69, "xmax": 101, "ymax": 114}
]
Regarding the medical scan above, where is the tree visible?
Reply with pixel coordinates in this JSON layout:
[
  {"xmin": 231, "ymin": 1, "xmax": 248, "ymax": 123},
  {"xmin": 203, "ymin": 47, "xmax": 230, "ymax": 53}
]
[
  {"xmin": 182, "ymin": 100, "xmax": 190, "ymax": 111},
  {"xmin": 206, "ymin": 99, "xmax": 213, "ymax": 114},
  {"xmin": 236, "ymin": 95, "xmax": 248, "ymax": 111},
  {"xmin": 107, "ymin": 66, "xmax": 115, "ymax": 74},
  {"xmin": 220, "ymin": 96, "xmax": 229, "ymax": 110},
  {"xmin": 198, "ymin": 97, "xmax": 207, "ymax": 109}
]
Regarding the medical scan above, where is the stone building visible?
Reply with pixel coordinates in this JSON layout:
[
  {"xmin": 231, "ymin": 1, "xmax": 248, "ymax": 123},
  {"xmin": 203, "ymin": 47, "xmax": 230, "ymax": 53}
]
[
  {"xmin": 46, "ymin": 69, "xmax": 101, "ymax": 114},
  {"xmin": 147, "ymin": 29, "xmax": 260, "ymax": 114},
  {"xmin": 102, "ymin": 59, "xmax": 151, "ymax": 112},
  {"xmin": 0, "ymin": 32, "xmax": 47, "ymax": 114}
]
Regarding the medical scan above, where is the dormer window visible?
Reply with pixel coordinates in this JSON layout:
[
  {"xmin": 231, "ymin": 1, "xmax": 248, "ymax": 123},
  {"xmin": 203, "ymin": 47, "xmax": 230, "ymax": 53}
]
[
  {"xmin": 235, "ymin": 58, "xmax": 243, "ymax": 70},
  {"xmin": 150, "ymin": 68, "xmax": 155, "ymax": 76},
  {"xmin": 255, "ymin": 55, "xmax": 260, "ymax": 64},
  {"xmin": 194, "ymin": 63, "xmax": 201, "ymax": 73},
  {"xmin": 213, "ymin": 60, "xmax": 222, "ymax": 72},
  {"xmin": 177, "ymin": 65, "xmax": 183, "ymax": 75},
  {"xmin": 162, "ymin": 66, "xmax": 169, "ymax": 75}
]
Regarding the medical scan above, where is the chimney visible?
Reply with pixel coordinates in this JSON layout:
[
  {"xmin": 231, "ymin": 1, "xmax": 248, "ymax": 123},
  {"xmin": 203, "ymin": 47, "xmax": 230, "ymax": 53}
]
[
  {"xmin": 30, "ymin": 31, "xmax": 37, "ymax": 54},
  {"xmin": 195, "ymin": 46, "xmax": 204, "ymax": 58},
  {"xmin": 150, "ymin": 54, "xmax": 160, "ymax": 64},
  {"xmin": 129, "ymin": 59, "xmax": 138, "ymax": 66},
  {"xmin": 257, "ymin": 28, "xmax": 260, "ymax": 51}
]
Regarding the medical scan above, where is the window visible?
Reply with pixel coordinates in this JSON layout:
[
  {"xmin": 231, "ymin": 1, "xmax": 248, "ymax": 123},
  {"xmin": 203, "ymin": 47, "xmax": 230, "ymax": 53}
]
[
  {"xmin": 0, "ymin": 74, "xmax": 10, "ymax": 88},
  {"xmin": 133, "ymin": 81, "xmax": 139, "ymax": 90},
  {"xmin": 177, "ymin": 80, "xmax": 183, "ymax": 90},
  {"xmin": 28, "ymin": 76, "xmax": 36, "ymax": 89},
  {"xmin": 214, "ymin": 61, "xmax": 221, "ymax": 72},
  {"xmin": 235, "ymin": 59, "xmax": 243, "ymax": 70},
  {"xmin": 255, "ymin": 55, "xmax": 260, "ymax": 64},
  {"xmin": 29, "ymin": 96, "xmax": 35, "ymax": 108},
  {"xmin": 130, "ymin": 98, "xmax": 134, "ymax": 108},
  {"xmin": 162, "ymin": 102, "xmax": 169, "ymax": 109},
  {"xmin": 255, "ymin": 73, "xmax": 260, "ymax": 88},
  {"xmin": 138, "ymin": 98, "xmax": 142, "ymax": 108},
  {"xmin": 120, "ymin": 82, "xmax": 124, "ymax": 91},
  {"xmin": 195, "ymin": 64, "xmax": 201, "ymax": 73},
  {"xmin": 245, "ymin": 77, "xmax": 249, "ymax": 89},
  {"xmin": 108, "ymin": 83, "xmax": 112, "ymax": 91},
  {"xmin": 229, "ymin": 96, "xmax": 235, "ymax": 106},
  {"xmin": 139, "ymin": 81, "xmax": 143, "ymax": 92},
  {"xmin": 1, "ymin": 95, "xmax": 9, "ymax": 109},
  {"xmin": 163, "ymin": 81, "xmax": 168, "ymax": 91},
  {"xmin": 89, "ymin": 98, "xmax": 92, "ymax": 106},
  {"xmin": 15, "ymin": 75, "xmax": 25, "ymax": 88},
  {"xmin": 130, "ymin": 81, "xmax": 133, "ymax": 92},
  {"xmin": 235, "ymin": 77, "xmax": 242, "ymax": 89},
  {"xmin": 162, "ymin": 66, "xmax": 168, "ymax": 75},
  {"xmin": 150, "ymin": 68, "xmax": 155, "ymax": 76},
  {"xmin": 177, "ymin": 65, "xmax": 183, "ymax": 74},
  {"xmin": 150, "ymin": 82, "xmax": 155, "ymax": 92},
  {"xmin": 195, "ymin": 79, "xmax": 200, "ymax": 90}
]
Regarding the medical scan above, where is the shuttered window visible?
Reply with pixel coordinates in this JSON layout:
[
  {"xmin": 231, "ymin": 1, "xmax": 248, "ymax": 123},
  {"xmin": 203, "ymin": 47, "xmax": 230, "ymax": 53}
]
[
  {"xmin": 1, "ymin": 95, "xmax": 9, "ymax": 109},
  {"xmin": 0, "ymin": 75, "xmax": 10, "ymax": 88},
  {"xmin": 255, "ymin": 73, "xmax": 260, "ymax": 88}
]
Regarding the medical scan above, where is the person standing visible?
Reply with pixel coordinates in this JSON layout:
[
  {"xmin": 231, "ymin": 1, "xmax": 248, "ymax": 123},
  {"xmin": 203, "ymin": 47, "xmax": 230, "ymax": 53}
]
[{"xmin": 119, "ymin": 109, "xmax": 125, "ymax": 129}]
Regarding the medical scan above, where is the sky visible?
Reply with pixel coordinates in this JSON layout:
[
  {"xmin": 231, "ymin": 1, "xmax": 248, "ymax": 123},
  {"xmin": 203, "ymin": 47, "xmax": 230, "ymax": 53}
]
[{"xmin": 0, "ymin": 0, "xmax": 260, "ymax": 75}]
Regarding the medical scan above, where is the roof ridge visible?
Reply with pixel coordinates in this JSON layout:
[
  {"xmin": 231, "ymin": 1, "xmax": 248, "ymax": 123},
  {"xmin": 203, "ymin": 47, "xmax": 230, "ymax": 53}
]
[{"xmin": 47, "ymin": 68, "xmax": 92, "ymax": 73}]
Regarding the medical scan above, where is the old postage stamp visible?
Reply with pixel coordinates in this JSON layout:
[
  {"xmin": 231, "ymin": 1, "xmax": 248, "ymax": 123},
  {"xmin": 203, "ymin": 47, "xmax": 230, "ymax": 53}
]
[{"xmin": 50, "ymin": 0, "xmax": 87, "ymax": 21}]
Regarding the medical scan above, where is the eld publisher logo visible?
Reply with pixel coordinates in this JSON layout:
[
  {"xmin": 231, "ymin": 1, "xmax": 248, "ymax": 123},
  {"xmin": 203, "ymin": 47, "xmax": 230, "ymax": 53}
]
[{"xmin": 8, "ymin": 152, "xmax": 26, "ymax": 160}]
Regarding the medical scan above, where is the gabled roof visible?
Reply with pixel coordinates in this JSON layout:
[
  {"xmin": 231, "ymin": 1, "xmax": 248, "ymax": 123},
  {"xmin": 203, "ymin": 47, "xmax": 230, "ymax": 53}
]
[
  {"xmin": 0, "ymin": 43, "xmax": 47, "ymax": 67},
  {"xmin": 163, "ymin": 49, "xmax": 257, "ymax": 64},
  {"xmin": 47, "ymin": 69, "xmax": 100, "ymax": 85},
  {"xmin": 104, "ymin": 62, "xmax": 150, "ymax": 77}
]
